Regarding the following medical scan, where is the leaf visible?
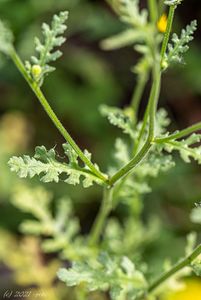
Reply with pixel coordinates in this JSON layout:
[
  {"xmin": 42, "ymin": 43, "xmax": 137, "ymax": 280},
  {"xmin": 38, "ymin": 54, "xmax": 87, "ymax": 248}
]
[
  {"xmin": 166, "ymin": 20, "xmax": 197, "ymax": 65},
  {"xmin": 155, "ymin": 109, "xmax": 171, "ymax": 136},
  {"xmin": 104, "ymin": 217, "xmax": 159, "ymax": 257},
  {"xmin": 11, "ymin": 184, "xmax": 81, "ymax": 255},
  {"xmin": 101, "ymin": 29, "xmax": 146, "ymax": 50},
  {"xmin": 107, "ymin": 0, "xmax": 148, "ymax": 27},
  {"xmin": 11, "ymin": 185, "xmax": 52, "ymax": 223},
  {"xmin": 191, "ymin": 260, "xmax": 201, "ymax": 277},
  {"xmin": 100, "ymin": 105, "xmax": 134, "ymax": 138},
  {"xmin": 159, "ymin": 133, "xmax": 201, "ymax": 164},
  {"xmin": 191, "ymin": 206, "xmax": 201, "ymax": 225},
  {"xmin": 0, "ymin": 20, "xmax": 13, "ymax": 54},
  {"xmin": 57, "ymin": 253, "xmax": 147, "ymax": 300},
  {"xmin": 25, "ymin": 11, "xmax": 68, "ymax": 85},
  {"xmin": 8, "ymin": 144, "xmax": 103, "ymax": 188},
  {"xmin": 164, "ymin": 0, "xmax": 183, "ymax": 6}
]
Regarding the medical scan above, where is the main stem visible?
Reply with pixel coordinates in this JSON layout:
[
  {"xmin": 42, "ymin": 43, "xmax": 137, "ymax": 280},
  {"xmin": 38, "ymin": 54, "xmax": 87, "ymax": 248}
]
[
  {"xmin": 110, "ymin": 65, "xmax": 161, "ymax": 186},
  {"xmin": 109, "ymin": 2, "xmax": 176, "ymax": 186},
  {"xmin": 148, "ymin": 244, "xmax": 201, "ymax": 294},
  {"xmin": 10, "ymin": 48, "xmax": 108, "ymax": 184},
  {"xmin": 88, "ymin": 186, "xmax": 113, "ymax": 246}
]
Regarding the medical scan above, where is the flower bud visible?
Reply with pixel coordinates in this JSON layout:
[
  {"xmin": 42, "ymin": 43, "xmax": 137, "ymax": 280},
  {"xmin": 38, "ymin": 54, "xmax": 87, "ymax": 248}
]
[{"xmin": 31, "ymin": 64, "xmax": 42, "ymax": 79}]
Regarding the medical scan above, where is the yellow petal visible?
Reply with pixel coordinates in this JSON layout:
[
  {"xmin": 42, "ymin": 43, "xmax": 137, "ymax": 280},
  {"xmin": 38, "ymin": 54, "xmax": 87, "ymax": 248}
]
[
  {"xmin": 157, "ymin": 14, "xmax": 168, "ymax": 33},
  {"xmin": 163, "ymin": 279, "xmax": 201, "ymax": 300}
]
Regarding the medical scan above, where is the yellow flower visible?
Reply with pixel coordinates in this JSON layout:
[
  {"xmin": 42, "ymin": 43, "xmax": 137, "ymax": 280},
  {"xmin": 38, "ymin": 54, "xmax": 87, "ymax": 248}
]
[
  {"xmin": 157, "ymin": 14, "xmax": 168, "ymax": 33},
  {"xmin": 163, "ymin": 279, "xmax": 201, "ymax": 300}
]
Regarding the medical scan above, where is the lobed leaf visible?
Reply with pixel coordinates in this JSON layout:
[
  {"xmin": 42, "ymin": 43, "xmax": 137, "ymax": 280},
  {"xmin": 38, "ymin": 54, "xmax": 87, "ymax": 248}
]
[
  {"xmin": 0, "ymin": 20, "xmax": 13, "ymax": 54},
  {"xmin": 166, "ymin": 20, "xmax": 197, "ymax": 65},
  {"xmin": 100, "ymin": 105, "xmax": 135, "ymax": 138},
  {"xmin": 107, "ymin": 0, "xmax": 148, "ymax": 27},
  {"xmin": 57, "ymin": 253, "xmax": 147, "ymax": 300},
  {"xmin": 158, "ymin": 133, "xmax": 201, "ymax": 164},
  {"xmin": 101, "ymin": 29, "xmax": 146, "ymax": 50},
  {"xmin": 11, "ymin": 184, "xmax": 81, "ymax": 255},
  {"xmin": 25, "ymin": 11, "xmax": 68, "ymax": 85},
  {"xmin": 8, "ymin": 144, "xmax": 103, "ymax": 188}
]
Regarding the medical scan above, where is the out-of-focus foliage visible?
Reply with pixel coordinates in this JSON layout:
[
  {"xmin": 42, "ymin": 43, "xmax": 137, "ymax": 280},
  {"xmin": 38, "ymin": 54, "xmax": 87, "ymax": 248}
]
[
  {"xmin": 0, "ymin": 0, "xmax": 201, "ymax": 299},
  {"xmin": 0, "ymin": 230, "xmax": 65, "ymax": 300},
  {"xmin": 58, "ymin": 253, "xmax": 147, "ymax": 300}
]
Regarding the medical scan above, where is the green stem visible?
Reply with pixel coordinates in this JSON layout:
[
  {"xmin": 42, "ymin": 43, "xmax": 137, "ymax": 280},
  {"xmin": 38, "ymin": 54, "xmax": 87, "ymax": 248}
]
[
  {"xmin": 110, "ymin": 65, "xmax": 161, "ymax": 186},
  {"xmin": 131, "ymin": 72, "xmax": 149, "ymax": 122},
  {"xmin": 148, "ymin": 0, "xmax": 158, "ymax": 24},
  {"xmin": 155, "ymin": 121, "xmax": 201, "ymax": 143},
  {"xmin": 109, "ymin": 139, "xmax": 152, "ymax": 186},
  {"xmin": 160, "ymin": 5, "xmax": 176, "ymax": 67},
  {"xmin": 10, "ymin": 48, "xmax": 108, "ymax": 184},
  {"xmin": 148, "ymin": 244, "xmax": 201, "ymax": 294},
  {"xmin": 147, "ymin": 69, "xmax": 161, "ymax": 141},
  {"xmin": 132, "ymin": 102, "xmax": 150, "ymax": 155},
  {"xmin": 88, "ymin": 187, "xmax": 113, "ymax": 246}
]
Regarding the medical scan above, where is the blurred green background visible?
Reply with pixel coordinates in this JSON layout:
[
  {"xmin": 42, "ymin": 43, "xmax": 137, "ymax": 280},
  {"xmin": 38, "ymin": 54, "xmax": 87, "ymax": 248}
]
[{"xmin": 0, "ymin": 0, "xmax": 201, "ymax": 299}]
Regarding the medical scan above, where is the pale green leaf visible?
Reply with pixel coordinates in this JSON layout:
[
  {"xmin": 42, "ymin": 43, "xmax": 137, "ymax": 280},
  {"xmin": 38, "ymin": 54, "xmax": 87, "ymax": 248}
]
[
  {"xmin": 100, "ymin": 105, "xmax": 134, "ymax": 138},
  {"xmin": 166, "ymin": 20, "xmax": 197, "ymax": 65},
  {"xmin": 159, "ymin": 133, "xmax": 201, "ymax": 164},
  {"xmin": 57, "ymin": 253, "xmax": 147, "ymax": 300},
  {"xmin": 191, "ymin": 206, "xmax": 201, "ymax": 225},
  {"xmin": 191, "ymin": 260, "xmax": 201, "ymax": 277},
  {"xmin": 8, "ymin": 144, "xmax": 103, "ymax": 188},
  {"xmin": 26, "ymin": 11, "xmax": 68, "ymax": 85},
  {"xmin": 0, "ymin": 20, "xmax": 13, "ymax": 54},
  {"xmin": 101, "ymin": 29, "xmax": 146, "ymax": 50},
  {"xmin": 107, "ymin": 0, "xmax": 148, "ymax": 27}
]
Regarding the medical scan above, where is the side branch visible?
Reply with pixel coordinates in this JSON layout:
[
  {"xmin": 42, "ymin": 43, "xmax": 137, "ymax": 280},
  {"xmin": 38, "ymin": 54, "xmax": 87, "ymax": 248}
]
[
  {"xmin": 10, "ymin": 48, "xmax": 108, "ymax": 184},
  {"xmin": 155, "ymin": 121, "xmax": 201, "ymax": 143}
]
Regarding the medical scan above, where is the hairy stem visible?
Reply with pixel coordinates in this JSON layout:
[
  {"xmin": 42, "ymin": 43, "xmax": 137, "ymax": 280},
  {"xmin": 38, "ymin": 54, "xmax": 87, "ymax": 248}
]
[
  {"xmin": 10, "ymin": 48, "xmax": 108, "ymax": 184},
  {"xmin": 160, "ymin": 4, "xmax": 176, "ymax": 66},
  {"xmin": 88, "ymin": 187, "xmax": 113, "ymax": 246},
  {"xmin": 148, "ymin": 243, "xmax": 201, "ymax": 294},
  {"xmin": 155, "ymin": 121, "xmax": 201, "ymax": 143}
]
